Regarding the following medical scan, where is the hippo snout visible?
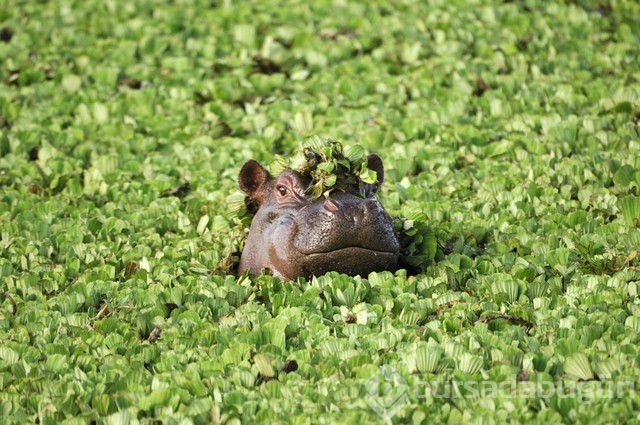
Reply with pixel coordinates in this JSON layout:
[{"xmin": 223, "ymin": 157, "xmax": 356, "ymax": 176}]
[
  {"xmin": 294, "ymin": 193, "xmax": 399, "ymax": 256},
  {"xmin": 323, "ymin": 197, "xmax": 379, "ymax": 222}
]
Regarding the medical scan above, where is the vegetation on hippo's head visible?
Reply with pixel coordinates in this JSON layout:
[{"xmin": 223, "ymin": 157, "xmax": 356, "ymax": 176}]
[{"xmin": 270, "ymin": 136, "xmax": 378, "ymax": 200}]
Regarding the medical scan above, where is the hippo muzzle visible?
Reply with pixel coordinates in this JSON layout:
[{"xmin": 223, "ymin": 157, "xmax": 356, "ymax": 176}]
[
  {"xmin": 237, "ymin": 156, "xmax": 399, "ymax": 281},
  {"xmin": 291, "ymin": 193, "xmax": 399, "ymax": 278}
]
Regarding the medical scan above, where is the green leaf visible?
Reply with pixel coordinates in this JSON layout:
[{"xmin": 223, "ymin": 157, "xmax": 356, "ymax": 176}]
[
  {"xmin": 92, "ymin": 394, "xmax": 111, "ymax": 416},
  {"xmin": 526, "ymin": 281, "xmax": 549, "ymax": 299},
  {"xmin": 197, "ymin": 214, "xmax": 210, "ymax": 235},
  {"xmin": 138, "ymin": 389, "xmax": 176, "ymax": 411},
  {"xmin": 414, "ymin": 345, "xmax": 442, "ymax": 373},
  {"xmin": 268, "ymin": 156, "xmax": 289, "ymax": 176},
  {"xmin": 492, "ymin": 279, "xmax": 520, "ymax": 303},
  {"xmin": 563, "ymin": 353, "xmax": 594, "ymax": 381},
  {"xmin": 613, "ymin": 165, "xmax": 636, "ymax": 187},
  {"xmin": 316, "ymin": 162, "xmax": 335, "ymax": 173},
  {"xmin": 234, "ymin": 24, "xmax": 256, "ymax": 46},
  {"xmin": 291, "ymin": 111, "xmax": 314, "ymax": 135},
  {"xmin": 0, "ymin": 347, "xmax": 19, "ymax": 365},
  {"xmin": 624, "ymin": 316, "xmax": 640, "ymax": 332},
  {"xmin": 44, "ymin": 354, "xmax": 68, "ymax": 373},
  {"xmin": 359, "ymin": 166, "xmax": 377, "ymax": 185},
  {"xmin": 620, "ymin": 197, "xmax": 640, "ymax": 226},
  {"xmin": 61, "ymin": 74, "xmax": 82, "ymax": 92},
  {"xmin": 92, "ymin": 102, "xmax": 109, "ymax": 123},
  {"xmin": 254, "ymin": 353, "xmax": 275, "ymax": 378},
  {"xmin": 546, "ymin": 248, "xmax": 572, "ymax": 274},
  {"xmin": 324, "ymin": 174, "xmax": 336, "ymax": 188},
  {"xmin": 343, "ymin": 144, "xmax": 365, "ymax": 163},
  {"xmin": 599, "ymin": 101, "xmax": 633, "ymax": 116},
  {"xmin": 457, "ymin": 353, "xmax": 484, "ymax": 375},
  {"xmin": 594, "ymin": 358, "xmax": 622, "ymax": 379}
]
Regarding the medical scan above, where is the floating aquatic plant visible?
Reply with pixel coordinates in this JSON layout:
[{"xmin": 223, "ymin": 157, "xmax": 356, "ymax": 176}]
[
  {"xmin": 563, "ymin": 353, "xmax": 594, "ymax": 381},
  {"xmin": 270, "ymin": 135, "xmax": 378, "ymax": 200}
]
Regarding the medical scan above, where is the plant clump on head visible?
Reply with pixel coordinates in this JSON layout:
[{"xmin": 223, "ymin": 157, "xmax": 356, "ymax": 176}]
[{"xmin": 270, "ymin": 136, "xmax": 378, "ymax": 200}]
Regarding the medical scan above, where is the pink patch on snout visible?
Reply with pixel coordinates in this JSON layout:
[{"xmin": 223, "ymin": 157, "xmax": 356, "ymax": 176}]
[{"xmin": 323, "ymin": 199, "xmax": 339, "ymax": 212}]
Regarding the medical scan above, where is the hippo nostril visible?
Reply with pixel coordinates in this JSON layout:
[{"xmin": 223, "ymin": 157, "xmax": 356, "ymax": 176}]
[
  {"xmin": 324, "ymin": 199, "xmax": 339, "ymax": 213},
  {"xmin": 361, "ymin": 199, "xmax": 378, "ymax": 217}
]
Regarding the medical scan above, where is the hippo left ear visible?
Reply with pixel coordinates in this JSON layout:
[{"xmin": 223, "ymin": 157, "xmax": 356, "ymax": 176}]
[
  {"xmin": 238, "ymin": 160, "xmax": 272, "ymax": 204},
  {"xmin": 366, "ymin": 154, "xmax": 385, "ymax": 189}
]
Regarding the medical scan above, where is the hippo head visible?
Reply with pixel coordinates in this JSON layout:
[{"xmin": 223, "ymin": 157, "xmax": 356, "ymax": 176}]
[{"xmin": 237, "ymin": 155, "xmax": 400, "ymax": 280}]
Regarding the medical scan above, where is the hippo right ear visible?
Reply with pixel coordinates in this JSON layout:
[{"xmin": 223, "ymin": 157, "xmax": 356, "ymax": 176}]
[{"xmin": 238, "ymin": 160, "xmax": 272, "ymax": 204}]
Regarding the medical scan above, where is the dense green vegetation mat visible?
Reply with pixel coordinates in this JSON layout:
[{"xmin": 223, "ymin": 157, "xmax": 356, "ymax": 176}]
[{"xmin": 1, "ymin": 0, "xmax": 640, "ymax": 423}]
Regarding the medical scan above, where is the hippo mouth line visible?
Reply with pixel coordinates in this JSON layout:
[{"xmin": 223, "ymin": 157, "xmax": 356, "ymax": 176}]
[
  {"xmin": 299, "ymin": 247, "xmax": 399, "ymax": 278},
  {"xmin": 303, "ymin": 246, "xmax": 399, "ymax": 257}
]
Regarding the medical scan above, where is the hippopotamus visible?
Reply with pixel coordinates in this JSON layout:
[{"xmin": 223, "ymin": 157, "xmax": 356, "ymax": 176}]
[{"xmin": 237, "ymin": 155, "xmax": 400, "ymax": 280}]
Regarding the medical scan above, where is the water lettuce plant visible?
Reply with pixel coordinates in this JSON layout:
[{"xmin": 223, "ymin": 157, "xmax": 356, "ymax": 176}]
[{"xmin": 1, "ymin": 0, "xmax": 640, "ymax": 424}]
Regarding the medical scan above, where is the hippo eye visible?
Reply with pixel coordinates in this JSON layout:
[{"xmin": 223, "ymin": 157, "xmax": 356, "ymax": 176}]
[{"xmin": 276, "ymin": 185, "xmax": 288, "ymax": 196}]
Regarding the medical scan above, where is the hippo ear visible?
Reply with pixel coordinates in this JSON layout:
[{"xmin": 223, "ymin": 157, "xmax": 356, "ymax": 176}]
[
  {"xmin": 238, "ymin": 160, "xmax": 272, "ymax": 203},
  {"xmin": 366, "ymin": 154, "xmax": 385, "ymax": 187}
]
